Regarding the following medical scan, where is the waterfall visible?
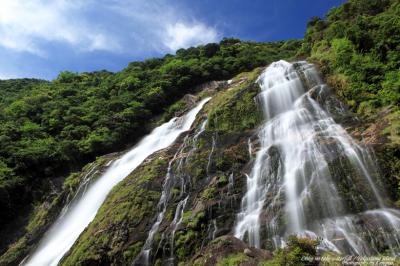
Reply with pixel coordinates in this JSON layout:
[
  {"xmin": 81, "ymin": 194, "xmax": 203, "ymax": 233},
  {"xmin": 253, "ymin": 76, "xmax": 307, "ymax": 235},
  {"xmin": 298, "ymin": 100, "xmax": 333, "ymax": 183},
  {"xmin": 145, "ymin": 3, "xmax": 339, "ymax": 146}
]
[
  {"xmin": 135, "ymin": 116, "xmax": 209, "ymax": 265},
  {"xmin": 206, "ymin": 135, "xmax": 216, "ymax": 176},
  {"xmin": 234, "ymin": 60, "xmax": 400, "ymax": 255},
  {"xmin": 228, "ymin": 172, "xmax": 234, "ymax": 194},
  {"xmin": 21, "ymin": 97, "xmax": 211, "ymax": 266}
]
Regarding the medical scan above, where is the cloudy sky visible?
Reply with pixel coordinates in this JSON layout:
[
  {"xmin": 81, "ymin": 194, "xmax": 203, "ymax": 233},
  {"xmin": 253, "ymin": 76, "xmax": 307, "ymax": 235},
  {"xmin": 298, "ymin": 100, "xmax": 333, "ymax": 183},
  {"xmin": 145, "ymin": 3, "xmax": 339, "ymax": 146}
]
[{"xmin": 0, "ymin": 0, "xmax": 345, "ymax": 80}]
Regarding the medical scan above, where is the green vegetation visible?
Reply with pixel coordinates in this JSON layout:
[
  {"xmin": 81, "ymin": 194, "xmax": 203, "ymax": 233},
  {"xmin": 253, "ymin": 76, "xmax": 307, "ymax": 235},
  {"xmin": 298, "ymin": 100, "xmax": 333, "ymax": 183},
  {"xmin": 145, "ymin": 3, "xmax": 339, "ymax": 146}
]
[
  {"xmin": 61, "ymin": 67, "xmax": 263, "ymax": 265},
  {"xmin": 206, "ymin": 69, "xmax": 263, "ymax": 133},
  {"xmin": 182, "ymin": 210, "xmax": 206, "ymax": 229},
  {"xmin": 261, "ymin": 236, "xmax": 319, "ymax": 266},
  {"xmin": 377, "ymin": 144, "xmax": 400, "ymax": 206},
  {"xmin": 1, "ymin": 0, "xmax": 400, "ymax": 264},
  {"xmin": 301, "ymin": 0, "xmax": 399, "ymax": 115},
  {"xmin": 190, "ymin": 235, "xmax": 318, "ymax": 266},
  {"xmin": 201, "ymin": 187, "xmax": 216, "ymax": 200},
  {"xmin": 0, "ymin": 39, "xmax": 299, "ymax": 232},
  {"xmin": 0, "ymin": 154, "xmax": 113, "ymax": 266},
  {"xmin": 216, "ymin": 253, "xmax": 248, "ymax": 266},
  {"xmin": 61, "ymin": 155, "xmax": 167, "ymax": 265},
  {"xmin": 301, "ymin": 0, "xmax": 400, "ymax": 204},
  {"xmin": 174, "ymin": 210, "xmax": 207, "ymax": 260}
]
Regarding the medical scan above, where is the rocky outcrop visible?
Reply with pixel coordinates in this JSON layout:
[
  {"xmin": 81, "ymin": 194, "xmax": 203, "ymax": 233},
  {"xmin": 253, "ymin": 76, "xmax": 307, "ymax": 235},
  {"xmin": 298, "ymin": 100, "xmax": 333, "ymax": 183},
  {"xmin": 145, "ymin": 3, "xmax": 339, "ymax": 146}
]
[
  {"xmin": 59, "ymin": 68, "xmax": 263, "ymax": 265},
  {"xmin": 0, "ymin": 153, "xmax": 118, "ymax": 266},
  {"xmin": 188, "ymin": 235, "xmax": 271, "ymax": 266},
  {"xmin": 1, "ymin": 63, "xmax": 399, "ymax": 265}
]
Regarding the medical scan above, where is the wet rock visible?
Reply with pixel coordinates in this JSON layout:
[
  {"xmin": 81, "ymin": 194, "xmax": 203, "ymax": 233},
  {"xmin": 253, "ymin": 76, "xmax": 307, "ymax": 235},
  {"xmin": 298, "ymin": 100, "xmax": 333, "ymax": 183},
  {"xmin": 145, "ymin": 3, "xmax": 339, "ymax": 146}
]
[
  {"xmin": 188, "ymin": 235, "xmax": 271, "ymax": 266},
  {"xmin": 243, "ymin": 248, "xmax": 253, "ymax": 257},
  {"xmin": 194, "ymin": 81, "xmax": 224, "ymax": 94},
  {"xmin": 182, "ymin": 94, "xmax": 198, "ymax": 107}
]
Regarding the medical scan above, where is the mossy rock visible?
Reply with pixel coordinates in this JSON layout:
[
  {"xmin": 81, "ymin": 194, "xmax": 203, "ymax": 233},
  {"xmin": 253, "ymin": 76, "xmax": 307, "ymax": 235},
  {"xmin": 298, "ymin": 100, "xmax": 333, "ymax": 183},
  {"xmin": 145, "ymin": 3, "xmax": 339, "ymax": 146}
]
[
  {"xmin": 0, "ymin": 154, "xmax": 116, "ymax": 266},
  {"xmin": 61, "ymin": 153, "xmax": 168, "ymax": 266},
  {"xmin": 188, "ymin": 235, "xmax": 271, "ymax": 266},
  {"xmin": 205, "ymin": 69, "xmax": 263, "ymax": 134}
]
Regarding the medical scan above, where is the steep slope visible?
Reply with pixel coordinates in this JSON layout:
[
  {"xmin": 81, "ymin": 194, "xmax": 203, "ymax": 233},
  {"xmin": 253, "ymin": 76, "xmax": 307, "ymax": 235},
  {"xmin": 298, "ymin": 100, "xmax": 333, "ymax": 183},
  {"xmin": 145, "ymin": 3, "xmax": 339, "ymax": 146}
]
[
  {"xmin": 61, "ymin": 69, "xmax": 264, "ymax": 265},
  {"xmin": 2, "ymin": 60, "xmax": 399, "ymax": 265},
  {"xmin": 0, "ymin": 0, "xmax": 399, "ymax": 265},
  {"xmin": 0, "ymin": 153, "xmax": 119, "ymax": 265},
  {"xmin": 301, "ymin": 0, "xmax": 400, "ymax": 208},
  {"xmin": 0, "ymin": 95, "xmax": 213, "ymax": 266},
  {"xmin": 0, "ymin": 39, "xmax": 300, "ymax": 254},
  {"xmin": 59, "ymin": 61, "xmax": 400, "ymax": 265}
]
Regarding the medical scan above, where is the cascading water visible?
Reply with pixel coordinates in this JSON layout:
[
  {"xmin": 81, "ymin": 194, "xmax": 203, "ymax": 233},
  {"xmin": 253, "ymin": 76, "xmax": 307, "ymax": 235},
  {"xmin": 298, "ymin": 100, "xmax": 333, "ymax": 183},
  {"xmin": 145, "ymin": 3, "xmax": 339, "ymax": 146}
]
[
  {"xmin": 207, "ymin": 135, "xmax": 216, "ymax": 176},
  {"xmin": 21, "ymin": 97, "xmax": 211, "ymax": 266},
  {"xmin": 135, "ymin": 117, "xmax": 209, "ymax": 265},
  {"xmin": 234, "ymin": 60, "xmax": 400, "ymax": 255}
]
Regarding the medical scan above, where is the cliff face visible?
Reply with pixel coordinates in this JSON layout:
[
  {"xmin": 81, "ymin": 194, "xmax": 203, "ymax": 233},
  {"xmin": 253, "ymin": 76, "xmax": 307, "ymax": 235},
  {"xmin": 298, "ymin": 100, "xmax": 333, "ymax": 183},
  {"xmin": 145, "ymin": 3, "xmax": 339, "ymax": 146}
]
[
  {"xmin": 0, "ymin": 40, "xmax": 300, "ymax": 245},
  {"xmin": 2, "ymin": 61, "xmax": 398, "ymax": 266},
  {"xmin": 61, "ymin": 69, "xmax": 264, "ymax": 265},
  {"xmin": 0, "ymin": 69, "xmax": 261, "ymax": 265},
  {"xmin": 1, "ymin": 1, "xmax": 399, "ymax": 264},
  {"xmin": 0, "ymin": 153, "xmax": 120, "ymax": 266},
  {"xmin": 59, "ymin": 64, "xmax": 400, "ymax": 265}
]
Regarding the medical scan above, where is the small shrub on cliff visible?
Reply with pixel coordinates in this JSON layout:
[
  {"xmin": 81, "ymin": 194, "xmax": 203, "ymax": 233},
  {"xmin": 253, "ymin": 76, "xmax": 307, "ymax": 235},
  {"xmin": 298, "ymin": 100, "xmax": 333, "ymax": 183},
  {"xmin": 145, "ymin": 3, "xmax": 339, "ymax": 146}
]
[
  {"xmin": 305, "ymin": 0, "xmax": 400, "ymax": 114},
  {"xmin": 262, "ymin": 236, "xmax": 319, "ymax": 266}
]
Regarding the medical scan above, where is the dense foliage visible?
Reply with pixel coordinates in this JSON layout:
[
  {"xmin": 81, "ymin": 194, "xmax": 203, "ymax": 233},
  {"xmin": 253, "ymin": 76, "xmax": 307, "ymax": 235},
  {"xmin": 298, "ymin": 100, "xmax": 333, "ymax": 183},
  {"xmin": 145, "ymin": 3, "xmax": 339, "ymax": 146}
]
[
  {"xmin": 262, "ymin": 236, "xmax": 319, "ymax": 266},
  {"xmin": 301, "ymin": 0, "xmax": 399, "ymax": 114},
  {"xmin": 1, "ymin": 0, "xmax": 400, "ymax": 261},
  {"xmin": 0, "ymin": 39, "xmax": 300, "ymax": 229},
  {"xmin": 301, "ymin": 0, "xmax": 400, "ymax": 204}
]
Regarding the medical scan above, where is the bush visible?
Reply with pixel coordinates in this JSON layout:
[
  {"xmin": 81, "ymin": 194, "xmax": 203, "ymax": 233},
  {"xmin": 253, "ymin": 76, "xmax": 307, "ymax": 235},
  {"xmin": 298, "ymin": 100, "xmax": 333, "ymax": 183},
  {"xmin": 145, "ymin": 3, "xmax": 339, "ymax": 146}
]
[{"xmin": 262, "ymin": 236, "xmax": 319, "ymax": 266}]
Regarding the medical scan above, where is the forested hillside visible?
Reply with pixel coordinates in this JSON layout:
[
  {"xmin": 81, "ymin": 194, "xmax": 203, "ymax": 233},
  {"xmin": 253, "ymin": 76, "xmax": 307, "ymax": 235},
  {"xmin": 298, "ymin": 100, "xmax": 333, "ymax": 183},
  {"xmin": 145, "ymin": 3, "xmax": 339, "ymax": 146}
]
[
  {"xmin": 301, "ymin": 0, "xmax": 400, "ymax": 203},
  {"xmin": 0, "ymin": 0, "xmax": 399, "ymax": 265},
  {"xmin": 0, "ymin": 39, "xmax": 300, "ymax": 249},
  {"xmin": 303, "ymin": 0, "xmax": 399, "ymax": 113}
]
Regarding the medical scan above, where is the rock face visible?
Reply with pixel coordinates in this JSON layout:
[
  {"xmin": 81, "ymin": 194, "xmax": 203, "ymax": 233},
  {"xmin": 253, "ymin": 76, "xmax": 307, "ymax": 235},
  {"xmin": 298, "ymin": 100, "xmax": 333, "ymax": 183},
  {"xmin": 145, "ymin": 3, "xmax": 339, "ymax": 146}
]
[
  {"xmin": 1, "ymin": 64, "xmax": 399, "ymax": 266},
  {"xmin": 59, "ymin": 69, "xmax": 264, "ymax": 266},
  {"xmin": 0, "ymin": 153, "xmax": 119, "ymax": 266},
  {"xmin": 188, "ymin": 236, "xmax": 271, "ymax": 266}
]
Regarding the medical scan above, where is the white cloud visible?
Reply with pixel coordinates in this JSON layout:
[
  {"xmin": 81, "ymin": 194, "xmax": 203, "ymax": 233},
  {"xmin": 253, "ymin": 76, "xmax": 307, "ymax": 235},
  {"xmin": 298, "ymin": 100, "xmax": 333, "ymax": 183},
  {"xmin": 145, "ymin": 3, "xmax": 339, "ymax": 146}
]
[
  {"xmin": 0, "ymin": 0, "xmax": 220, "ymax": 57},
  {"xmin": 163, "ymin": 22, "xmax": 218, "ymax": 51},
  {"xmin": 0, "ymin": 68, "xmax": 18, "ymax": 79},
  {"xmin": 0, "ymin": 0, "xmax": 121, "ymax": 55},
  {"xmin": 106, "ymin": 0, "xmax": 220, "ymax": 53}
]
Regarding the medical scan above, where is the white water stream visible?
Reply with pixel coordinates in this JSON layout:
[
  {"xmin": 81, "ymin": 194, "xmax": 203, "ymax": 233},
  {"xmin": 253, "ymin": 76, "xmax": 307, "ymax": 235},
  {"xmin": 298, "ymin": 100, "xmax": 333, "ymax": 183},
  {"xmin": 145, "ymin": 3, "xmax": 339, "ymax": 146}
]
[
  {"xmin": 234, "ymin": 60, "xmax": 400, "ymax": 255},
  {"xmin": 136, "ymin": 117, "xmax": 209, "ymax": 265},
  {"xmin": 21, "ymin": 97, "xmax": 211, "ymax": 266}
]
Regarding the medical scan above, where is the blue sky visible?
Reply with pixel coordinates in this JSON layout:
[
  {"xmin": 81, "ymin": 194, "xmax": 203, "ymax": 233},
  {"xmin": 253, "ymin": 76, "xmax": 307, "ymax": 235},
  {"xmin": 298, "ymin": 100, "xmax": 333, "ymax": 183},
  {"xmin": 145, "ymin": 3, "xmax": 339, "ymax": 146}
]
[{"xmin": 0, "ymin": 0, "xmax": 346, "ymax": 80}]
